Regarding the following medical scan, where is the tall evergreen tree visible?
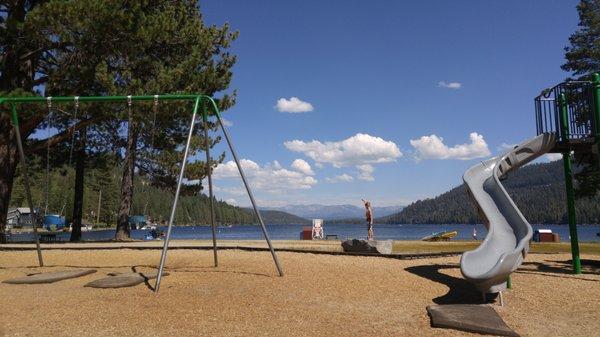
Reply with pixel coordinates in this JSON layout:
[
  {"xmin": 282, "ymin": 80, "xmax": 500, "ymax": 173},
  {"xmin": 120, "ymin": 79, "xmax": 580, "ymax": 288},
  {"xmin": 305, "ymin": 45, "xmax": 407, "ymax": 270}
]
[
  {"xmin": 561, "ymin": 0, "xmax": 600, "ymax": 197},
  {"xmin": 562, "ymin": 0, "xmax": 600, "ymax": 77},
  {"xmin": 1, "ymin": 1, "xmax": 237, "ymax": 241}
]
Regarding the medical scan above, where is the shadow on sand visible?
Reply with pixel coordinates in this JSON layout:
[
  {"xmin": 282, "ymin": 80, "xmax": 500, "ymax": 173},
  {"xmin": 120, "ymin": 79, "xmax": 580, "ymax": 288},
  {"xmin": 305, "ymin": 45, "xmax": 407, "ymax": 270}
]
[
  {"xmin": 405, "ymin": 264, "xmax": 482, "ymax": 304},
  {"xmin": 516, "ymin": 259, "xmax": 600, "ymax": 281}
]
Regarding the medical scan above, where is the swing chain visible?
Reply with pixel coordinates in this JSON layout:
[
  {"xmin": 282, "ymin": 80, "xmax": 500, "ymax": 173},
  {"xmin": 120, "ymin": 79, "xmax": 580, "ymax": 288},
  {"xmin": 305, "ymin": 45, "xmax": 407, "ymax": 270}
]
[
  {"xmin": 150, "ymin": 95, "xmax": 158, "ymax": 148},
  {"xmin": 68, "ymin": 97, "xmax": 79, "ymax": 167}
]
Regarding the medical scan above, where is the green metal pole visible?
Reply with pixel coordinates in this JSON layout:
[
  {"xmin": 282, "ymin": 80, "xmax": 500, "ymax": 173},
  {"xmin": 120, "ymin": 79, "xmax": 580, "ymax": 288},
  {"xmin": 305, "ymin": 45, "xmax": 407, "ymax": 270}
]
[
  {"xmin": 592, "ymin": 73, "xmax": 600, "ymax": 170},
  {"xmin": 558, "ymin": 93, "xmax": 582, "ymax": 274},
  {"xmin": 10, "ymin": 104, "xmax": 44, "ymax": 266}
]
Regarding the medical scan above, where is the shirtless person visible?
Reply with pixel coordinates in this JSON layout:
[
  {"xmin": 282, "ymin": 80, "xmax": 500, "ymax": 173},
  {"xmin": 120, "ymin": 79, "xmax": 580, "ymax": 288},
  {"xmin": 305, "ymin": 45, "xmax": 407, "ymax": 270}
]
[{"xmin": 362, "ymin": 199, "xmax": 374, "ymax": 240}]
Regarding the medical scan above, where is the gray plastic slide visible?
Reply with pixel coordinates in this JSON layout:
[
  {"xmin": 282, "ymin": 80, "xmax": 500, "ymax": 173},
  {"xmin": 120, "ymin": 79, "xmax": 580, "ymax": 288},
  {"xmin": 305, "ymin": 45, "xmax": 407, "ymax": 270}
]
[{"xmin": 461, "ymin": 132, "xmax": 556, "ymax": 293}]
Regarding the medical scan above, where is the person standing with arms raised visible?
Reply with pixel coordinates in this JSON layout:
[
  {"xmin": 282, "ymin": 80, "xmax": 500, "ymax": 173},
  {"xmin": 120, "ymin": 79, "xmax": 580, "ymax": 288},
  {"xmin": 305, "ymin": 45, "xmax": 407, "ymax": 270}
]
[{"xmin": 362, "ymin": 199, "xmax": 374, "ymax": 240}]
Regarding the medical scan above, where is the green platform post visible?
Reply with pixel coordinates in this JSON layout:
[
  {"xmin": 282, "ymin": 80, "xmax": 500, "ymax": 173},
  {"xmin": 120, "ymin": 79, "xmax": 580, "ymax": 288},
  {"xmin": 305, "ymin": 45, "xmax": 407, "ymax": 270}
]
[
  {"xmin": 558, "ymin": 93, "xmax": 582, "ymax": 274},
  {"xmin": 593, "ymin": 73, "xmax": 600, "ymax": 170}
]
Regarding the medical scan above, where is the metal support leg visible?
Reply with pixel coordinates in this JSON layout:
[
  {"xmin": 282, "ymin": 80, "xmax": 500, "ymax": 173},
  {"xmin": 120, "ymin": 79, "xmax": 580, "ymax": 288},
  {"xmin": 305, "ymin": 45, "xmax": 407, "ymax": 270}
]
[
  {"xmin": 558, "ymin": 93, "xmax": 582, "ymax": 274},
  {"xmin": 499, "ymin": 291, "xmax": 504, "ymax": 307},
  {"xmin": 155, "ymin": 97, "xmax": 201, "ymax": 292},
  {"xmin": 11, "ymin": 104, "xmax": 43, "ymax": 267},
  {"xmin": 204, "ymin": 118, "xmax": 218, "ymax": 267},
  {"xmin": 214, "ymin": 111, "xmax": 284, "ymax": 277}
]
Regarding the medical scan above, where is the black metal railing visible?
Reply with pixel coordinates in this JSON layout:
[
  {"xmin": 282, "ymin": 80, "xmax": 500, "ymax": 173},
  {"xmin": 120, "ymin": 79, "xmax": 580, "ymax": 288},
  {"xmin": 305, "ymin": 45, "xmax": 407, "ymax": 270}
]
[{"xmin": 535, "ymin": 81, "xmax": 596, "ymax": 146}]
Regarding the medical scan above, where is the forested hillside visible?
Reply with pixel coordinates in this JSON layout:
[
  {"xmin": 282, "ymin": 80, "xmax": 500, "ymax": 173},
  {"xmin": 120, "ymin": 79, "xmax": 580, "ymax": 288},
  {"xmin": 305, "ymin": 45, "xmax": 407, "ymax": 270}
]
[
  {"xmin": 382, "ymin": 161, "xmax": 600, "ymax": 224},
  {"xmin": 251, "ymin": 210, "xmax": 311, "ymax": 225},
  {"xmin": 8, "ymin": 161, "xmax": 299, "ymax": 226}
]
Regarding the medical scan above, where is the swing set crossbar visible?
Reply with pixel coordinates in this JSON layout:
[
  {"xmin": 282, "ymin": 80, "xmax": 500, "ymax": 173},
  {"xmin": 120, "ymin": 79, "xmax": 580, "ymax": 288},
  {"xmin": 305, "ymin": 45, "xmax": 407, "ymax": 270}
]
[{"xmin": 1, "ymin": 94, "xmax": 205, "ymax": 104}]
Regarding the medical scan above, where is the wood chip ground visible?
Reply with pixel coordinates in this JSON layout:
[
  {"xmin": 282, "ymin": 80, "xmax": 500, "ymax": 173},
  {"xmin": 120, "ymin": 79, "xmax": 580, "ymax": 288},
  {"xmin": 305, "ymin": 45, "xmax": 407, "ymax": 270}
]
[{"xmin": 0, "ymin": 249, "xmax": 598, "ymax": 336}]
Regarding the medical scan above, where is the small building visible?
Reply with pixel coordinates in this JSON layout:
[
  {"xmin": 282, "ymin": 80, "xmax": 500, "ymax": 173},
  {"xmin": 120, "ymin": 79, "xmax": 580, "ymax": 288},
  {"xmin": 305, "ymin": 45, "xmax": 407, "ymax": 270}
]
[
  {"xmin": 7, "ymin": 207, "xmax": 38, "ymax": 228},
  {"xmin": 533, "ymin": 229, "xmax": 560, "ymax": 242}
]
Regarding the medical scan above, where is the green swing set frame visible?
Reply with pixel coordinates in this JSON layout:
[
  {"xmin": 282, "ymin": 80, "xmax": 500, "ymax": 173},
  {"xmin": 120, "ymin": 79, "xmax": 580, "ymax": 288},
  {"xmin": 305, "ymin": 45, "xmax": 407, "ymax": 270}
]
[{"xmin": 0, "ymin": 94, "xmax": 284, "ymax": 292}]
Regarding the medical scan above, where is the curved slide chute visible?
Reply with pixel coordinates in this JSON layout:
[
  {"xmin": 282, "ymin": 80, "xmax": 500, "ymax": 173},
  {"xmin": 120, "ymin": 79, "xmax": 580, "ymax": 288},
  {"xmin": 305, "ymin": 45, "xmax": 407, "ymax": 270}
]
[{"xmin": 461, "ymin": 133, "xmax": 556, "ymax": 294}]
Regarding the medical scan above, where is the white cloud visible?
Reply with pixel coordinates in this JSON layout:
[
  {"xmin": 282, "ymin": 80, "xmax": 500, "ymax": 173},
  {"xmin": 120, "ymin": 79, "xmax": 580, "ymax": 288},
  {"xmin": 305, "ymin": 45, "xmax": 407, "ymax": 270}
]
[
  {"xmin": 225, "ymin": 198, "xmax": 238, "ymax": 206},
  {"xmin": 220, "ymin": 118, "xmax": 233, "ymax": 127},
  {"xmin": 410, "ymin": 132, "xmax": 491, "ymax": 160},
  {"xmin": 291, "ymin": 159, "xmax": 315, "ymax": 176},
  {"xmin": 212, "ymin": 159, "xmax": 258, "ymax": 178},
  {"xmin": 275, "ymin": 97, "xmax": 314, "ymax": 113},
  {"xmin": 326, "ymin": 174, "xmax": 354, "ymax": 183},
  {"xmin": 356, "ymin": 164, "xmax": 375, "ymax": 181},
  {"xmin": 284, "ymin": 133, "xmax": 402, "ymax": 167},
  {"xmin": 213, "ymin": 159, "xmax": 317, "ymax": 191},
  {"xmin": 271, "ymin": 160, "xmax": 282, "ymax": 170},
  {"xmin": 545, "ymin": 153, "xmax": 563, "ymax": 161},
  {"xmin": 438, "ymin": 81, "xmax": 462, "ymax": 89},
  {"xmin": 213, "ymin": 186, "xmax": 246, "ymax": 196}
]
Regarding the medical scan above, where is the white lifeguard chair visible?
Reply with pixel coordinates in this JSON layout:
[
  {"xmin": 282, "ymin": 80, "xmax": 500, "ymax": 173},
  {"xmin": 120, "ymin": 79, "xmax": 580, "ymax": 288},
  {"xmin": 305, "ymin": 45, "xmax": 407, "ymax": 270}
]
[{"xmin": 312, "ymin": 219, "xmax": 324, "ymax": 239}]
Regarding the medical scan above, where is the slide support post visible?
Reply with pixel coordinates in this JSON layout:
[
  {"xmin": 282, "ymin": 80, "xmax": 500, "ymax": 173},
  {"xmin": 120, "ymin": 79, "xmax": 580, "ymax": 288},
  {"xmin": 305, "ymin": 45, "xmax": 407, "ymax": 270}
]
[
  {"xmin": 592, "ymin": 73, "xmax": 600, "ymax": 168},
  {"xmin": 558, "ymin": 93, "xmax": 582, "ymax": 275}
]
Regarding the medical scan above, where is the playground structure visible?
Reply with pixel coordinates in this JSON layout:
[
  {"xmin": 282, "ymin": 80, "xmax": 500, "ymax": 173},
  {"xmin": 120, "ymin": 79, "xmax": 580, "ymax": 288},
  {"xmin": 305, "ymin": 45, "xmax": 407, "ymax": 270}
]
[
  {"xmin": 0, "ymin": 94, "xmax": 284, "ymax": 292},
  {"xmin": 461, "ymin": 74, "xmax": 600, "ymax": 296}
]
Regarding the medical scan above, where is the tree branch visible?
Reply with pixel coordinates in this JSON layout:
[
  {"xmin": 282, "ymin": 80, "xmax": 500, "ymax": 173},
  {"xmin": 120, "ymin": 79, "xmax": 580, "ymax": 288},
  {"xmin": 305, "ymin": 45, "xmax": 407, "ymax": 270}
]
[
  {"xmin": 19, "ymin": 42, "xmax": 73, "ymax": 61},
  {"xmin": 32, "ymin": 75, "xmax": 48, "ymax": 86},
  {"xmin": 25, "ymin": 116, "xmax": 105, "ymax": 155}
]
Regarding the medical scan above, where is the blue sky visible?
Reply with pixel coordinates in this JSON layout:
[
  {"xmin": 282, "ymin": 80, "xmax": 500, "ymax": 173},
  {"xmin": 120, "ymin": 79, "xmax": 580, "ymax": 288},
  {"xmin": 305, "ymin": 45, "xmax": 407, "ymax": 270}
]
[{"xmin": 199, "ymin": 0, "xmax": 580, "ymax": 207}]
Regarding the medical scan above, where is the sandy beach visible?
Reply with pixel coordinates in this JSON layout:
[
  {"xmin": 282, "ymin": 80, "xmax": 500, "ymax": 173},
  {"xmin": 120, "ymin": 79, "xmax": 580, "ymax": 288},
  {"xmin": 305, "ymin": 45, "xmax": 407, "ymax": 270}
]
[{"xmin": 0, "ymin": 245, "xmax": 599, "ymax": 336}]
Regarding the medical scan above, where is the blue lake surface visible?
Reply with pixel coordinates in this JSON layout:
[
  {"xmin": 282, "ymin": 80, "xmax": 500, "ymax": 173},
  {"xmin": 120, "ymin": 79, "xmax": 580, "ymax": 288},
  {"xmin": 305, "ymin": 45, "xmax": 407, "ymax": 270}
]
[{"xmin": 8, "ymin": 223, "xmax": 600, "ymax": 242}]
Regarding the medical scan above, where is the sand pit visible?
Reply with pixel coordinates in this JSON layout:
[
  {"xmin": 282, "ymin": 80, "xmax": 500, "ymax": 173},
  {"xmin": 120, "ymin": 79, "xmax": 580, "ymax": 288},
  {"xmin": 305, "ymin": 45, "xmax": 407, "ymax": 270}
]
[{"xmin": 0, "ymin": 248, "xmax": 599, "ymax": 336}]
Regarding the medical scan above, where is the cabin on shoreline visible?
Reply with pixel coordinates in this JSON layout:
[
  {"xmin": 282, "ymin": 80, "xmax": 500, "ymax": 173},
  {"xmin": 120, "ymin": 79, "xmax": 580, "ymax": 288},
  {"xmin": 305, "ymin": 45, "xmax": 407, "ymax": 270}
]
[{"xmin": 7, "ymin": 207, "xmax": 37, "ymax": 229}]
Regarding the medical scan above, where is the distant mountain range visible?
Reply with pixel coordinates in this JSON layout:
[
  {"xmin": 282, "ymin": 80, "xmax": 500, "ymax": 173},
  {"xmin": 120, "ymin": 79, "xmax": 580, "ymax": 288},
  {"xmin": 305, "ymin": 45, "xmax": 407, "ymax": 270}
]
[
  {"xmin": 252, "ymin": 209, "xmax": 311, "ymax": 225},
  {"xmin": 262, "ymin": 204, "xmax": 404, "ymax": 220}
]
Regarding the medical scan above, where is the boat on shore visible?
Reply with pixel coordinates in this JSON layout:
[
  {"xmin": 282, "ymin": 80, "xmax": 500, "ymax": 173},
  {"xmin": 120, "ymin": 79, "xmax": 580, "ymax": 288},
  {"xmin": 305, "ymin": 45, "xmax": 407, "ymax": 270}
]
[
  {"xmin": 140, "ymin": 223, "xmax": 157, "ymax": 230},
  {"xmin": 421, "ymin": 230, "xmax": 458, "ymax": 242}
]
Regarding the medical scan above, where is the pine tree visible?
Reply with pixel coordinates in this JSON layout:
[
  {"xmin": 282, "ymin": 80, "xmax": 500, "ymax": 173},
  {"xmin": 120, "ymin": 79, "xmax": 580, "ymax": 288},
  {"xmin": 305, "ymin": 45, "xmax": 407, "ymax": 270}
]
[
  {"xmin": 561, "ymin": 0, "xmax": 600, "ymax": 197},
  {"xmin": 562, "ymin": 0, "xmax": 600, "ymax": 78},
  {"xmin": 0, "ymin": 1, "xmax": 238, "ymax": 240}
]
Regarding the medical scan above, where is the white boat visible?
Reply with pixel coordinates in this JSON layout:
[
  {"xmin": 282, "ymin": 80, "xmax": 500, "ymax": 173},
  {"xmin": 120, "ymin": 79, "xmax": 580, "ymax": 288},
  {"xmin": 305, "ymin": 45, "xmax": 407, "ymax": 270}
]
[{"xmin": 140, "ymin": 223, "xmax": 157, "ymax": 230}]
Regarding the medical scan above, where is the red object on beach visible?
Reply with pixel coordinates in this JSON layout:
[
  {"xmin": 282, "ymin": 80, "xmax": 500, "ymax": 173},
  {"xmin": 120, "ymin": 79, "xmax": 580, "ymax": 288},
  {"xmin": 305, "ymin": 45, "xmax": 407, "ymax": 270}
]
[
  {"xmin": 301, "ymin": 227, "xmax": 313, "ymax": 240},
  {"xmin": 538, "ymin": 233, "xmax": 555, "ymax": 242}
]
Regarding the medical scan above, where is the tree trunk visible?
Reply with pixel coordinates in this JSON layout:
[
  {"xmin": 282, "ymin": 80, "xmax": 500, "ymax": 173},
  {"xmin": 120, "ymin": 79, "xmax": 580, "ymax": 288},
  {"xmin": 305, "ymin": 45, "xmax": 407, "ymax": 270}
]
[
  {"xmin": 115, "ymin": 112, "xmax": 138, "ymax": 240},
  {"xmin": 70, "ymin": 127, "xmax": 87, "ymax": 242},
  {"xmin": 0, "ymin": 114, "xmax": 18, "ymax": 243}
]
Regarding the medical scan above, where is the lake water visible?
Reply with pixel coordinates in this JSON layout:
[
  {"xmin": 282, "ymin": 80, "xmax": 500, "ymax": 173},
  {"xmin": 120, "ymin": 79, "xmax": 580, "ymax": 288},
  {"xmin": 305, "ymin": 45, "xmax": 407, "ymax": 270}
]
[{"xmin": 7, "ymin": 223, "xmax": 600, "ymax": 242}]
